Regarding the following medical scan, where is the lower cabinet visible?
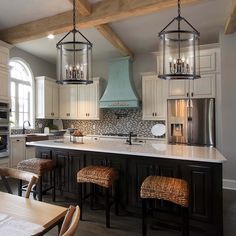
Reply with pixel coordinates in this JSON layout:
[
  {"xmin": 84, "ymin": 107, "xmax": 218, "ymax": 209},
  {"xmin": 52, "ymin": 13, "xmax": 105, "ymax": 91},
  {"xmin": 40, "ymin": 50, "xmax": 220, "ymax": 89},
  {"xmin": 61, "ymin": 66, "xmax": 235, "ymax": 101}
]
[
  {"xmin": 10, "ymin": 137, "xmax": 25, "ymax": 168},
  {"xmin": 36, "ymin": 147, "xmax": 222, "ymax": 235}
]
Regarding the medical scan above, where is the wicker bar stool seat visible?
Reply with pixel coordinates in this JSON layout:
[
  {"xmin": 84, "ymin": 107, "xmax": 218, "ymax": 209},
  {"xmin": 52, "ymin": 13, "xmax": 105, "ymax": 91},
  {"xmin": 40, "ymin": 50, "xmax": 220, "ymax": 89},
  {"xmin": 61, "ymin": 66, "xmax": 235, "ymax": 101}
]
[
  {"xmin": 77, "ymin": 165, "xmax": 119, "ymax": 228},
  {"xmin": 140, "ymin": 176, "xmax": 189, "ymax": 236},
  {"xmin": 17, "ymin": 158, "xmax": 56, "ymax": 201},
  {"xmin": 77, "ymin": 166, "xmax": 119, "ymax": 188}
]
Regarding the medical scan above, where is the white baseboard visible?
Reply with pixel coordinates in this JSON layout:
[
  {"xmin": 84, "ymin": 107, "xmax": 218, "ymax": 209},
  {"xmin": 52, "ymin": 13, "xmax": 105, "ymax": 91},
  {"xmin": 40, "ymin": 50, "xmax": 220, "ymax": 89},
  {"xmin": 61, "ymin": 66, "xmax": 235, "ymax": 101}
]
[{"xmin": 223, "ymin": 179, "xmax": 236, "ymax": 190}]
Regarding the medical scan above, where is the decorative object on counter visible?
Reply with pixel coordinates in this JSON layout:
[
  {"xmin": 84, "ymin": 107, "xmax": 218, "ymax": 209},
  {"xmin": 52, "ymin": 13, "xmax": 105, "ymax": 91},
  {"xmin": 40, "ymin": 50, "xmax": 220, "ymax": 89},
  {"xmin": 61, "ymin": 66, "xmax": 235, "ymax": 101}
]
[
  {"xmin": 72, "ymin": 130, "xmax": 83, "ymax": 144},
  {"xmin": 56, "ymin": 0, "xmax": 93, "ymax": 85},
  {"xmin": 44, "ymin": 127, "xmax": 49, "ymax": 134},
  {"xmin": 158, "ymin": 0, "xmax": 200, "ymax": 80},
  {"xmin": 151, "ymin": 123, "xmax": 166, "ymax": 137}
]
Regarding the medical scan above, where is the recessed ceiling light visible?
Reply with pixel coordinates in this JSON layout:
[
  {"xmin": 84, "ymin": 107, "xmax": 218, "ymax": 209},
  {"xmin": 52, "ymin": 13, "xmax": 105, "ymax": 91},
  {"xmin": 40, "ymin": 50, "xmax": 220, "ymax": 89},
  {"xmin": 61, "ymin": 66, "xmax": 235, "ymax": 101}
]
[{"xmin": 47, "ymin": 34, "xmax": 55, "ymax": 39}]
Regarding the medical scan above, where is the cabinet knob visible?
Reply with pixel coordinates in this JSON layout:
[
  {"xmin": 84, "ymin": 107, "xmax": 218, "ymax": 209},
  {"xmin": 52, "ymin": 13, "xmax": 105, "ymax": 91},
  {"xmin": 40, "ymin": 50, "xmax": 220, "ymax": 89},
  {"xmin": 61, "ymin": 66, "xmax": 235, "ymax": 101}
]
[
  {"xmin": 187, "ymin": 92, "xmax": 189, "ymax": 97},
  {"xmin": 191, "ymin": 92, "xmax": 194, "ymax": 97},
  {"xmin": 152, "ymin": 112, "xmax": 154, "ymax": 116},
  {"xmin": 155, "ymin": 112, "xmax": 157, "ymax": 116}
]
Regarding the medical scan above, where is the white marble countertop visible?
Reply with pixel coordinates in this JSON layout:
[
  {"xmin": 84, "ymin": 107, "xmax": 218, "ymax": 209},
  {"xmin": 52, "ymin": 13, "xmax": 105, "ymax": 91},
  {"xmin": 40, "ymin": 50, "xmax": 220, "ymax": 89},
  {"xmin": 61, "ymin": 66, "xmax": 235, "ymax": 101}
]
[{"xmin": 27, "ymin": 139, "xmax": 226, "ymax": 163}]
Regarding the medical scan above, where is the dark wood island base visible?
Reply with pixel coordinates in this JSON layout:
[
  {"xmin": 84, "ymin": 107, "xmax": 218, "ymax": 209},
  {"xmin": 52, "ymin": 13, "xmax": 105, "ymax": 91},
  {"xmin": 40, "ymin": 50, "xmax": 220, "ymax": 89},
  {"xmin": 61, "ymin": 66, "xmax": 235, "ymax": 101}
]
[{"xmin": 36, "ymin": 147, "xmax": 223, "ymax": 236}]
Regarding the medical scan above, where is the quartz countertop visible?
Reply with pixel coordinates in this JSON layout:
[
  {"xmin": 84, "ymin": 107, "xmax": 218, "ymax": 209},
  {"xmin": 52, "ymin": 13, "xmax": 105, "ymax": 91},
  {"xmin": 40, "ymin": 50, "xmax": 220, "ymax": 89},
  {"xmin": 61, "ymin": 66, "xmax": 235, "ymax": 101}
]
[{"xmin": 26, "ymin": 139, "xmax": 226, "ymax": 163}]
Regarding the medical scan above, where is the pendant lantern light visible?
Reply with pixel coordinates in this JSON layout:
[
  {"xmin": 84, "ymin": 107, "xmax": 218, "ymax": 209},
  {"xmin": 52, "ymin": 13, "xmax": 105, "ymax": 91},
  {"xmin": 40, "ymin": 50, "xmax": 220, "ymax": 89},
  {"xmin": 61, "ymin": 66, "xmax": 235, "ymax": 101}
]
[
  {"xmin": 56, "ymin": 0, "xmax": 93, "ymax": 84},
  {"xmin": 158, "ymin": 0, "xmax": 200, "ymax": 80}
]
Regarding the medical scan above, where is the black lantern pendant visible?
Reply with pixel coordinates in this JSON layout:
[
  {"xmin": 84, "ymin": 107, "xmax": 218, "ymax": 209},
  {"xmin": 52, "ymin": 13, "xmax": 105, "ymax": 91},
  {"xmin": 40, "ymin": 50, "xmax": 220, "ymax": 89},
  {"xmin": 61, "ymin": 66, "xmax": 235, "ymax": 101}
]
[
  {"xmin": 56, "ymin": 0, "xmax": 93, "ymax": 84},
  {"xmin": 158, "ymin": 0, "xmax": 200, "ymax": 80}
]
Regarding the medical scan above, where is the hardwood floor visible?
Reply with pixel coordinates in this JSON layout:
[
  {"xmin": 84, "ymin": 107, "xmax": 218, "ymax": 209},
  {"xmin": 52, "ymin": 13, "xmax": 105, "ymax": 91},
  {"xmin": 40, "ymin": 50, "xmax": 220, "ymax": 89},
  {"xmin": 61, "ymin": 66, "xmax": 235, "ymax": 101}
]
[{"xmin": 0, "ymin": 180, "xmax": 235, "ymax": 236}]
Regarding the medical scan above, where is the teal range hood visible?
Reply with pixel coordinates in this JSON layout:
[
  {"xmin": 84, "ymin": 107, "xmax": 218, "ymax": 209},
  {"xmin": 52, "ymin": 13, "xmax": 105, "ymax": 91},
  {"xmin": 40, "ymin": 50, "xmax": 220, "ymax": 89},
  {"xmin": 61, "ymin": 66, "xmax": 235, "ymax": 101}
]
[{"xmin": 100, "ymin": 57, "xmax": 140, "ymax": 108}]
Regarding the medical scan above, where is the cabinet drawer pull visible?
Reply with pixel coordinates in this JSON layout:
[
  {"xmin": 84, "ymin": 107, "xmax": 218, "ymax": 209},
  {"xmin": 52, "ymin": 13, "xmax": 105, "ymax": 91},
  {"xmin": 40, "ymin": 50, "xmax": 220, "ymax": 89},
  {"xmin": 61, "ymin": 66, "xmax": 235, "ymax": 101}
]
[
  {"xmin": 152, "ymin": 112, "xmax": 154, "ymax": 116},
  {"xmin": 191, "ymin": 92, "xmax": 194, "ymax": 97},
  {"xmin": 187, "ymin": 92, "xmax": 189, "ymax": 97},
  {"xmin": 155, "ymin": 112, "xmax": 157, "ymax": 116}
]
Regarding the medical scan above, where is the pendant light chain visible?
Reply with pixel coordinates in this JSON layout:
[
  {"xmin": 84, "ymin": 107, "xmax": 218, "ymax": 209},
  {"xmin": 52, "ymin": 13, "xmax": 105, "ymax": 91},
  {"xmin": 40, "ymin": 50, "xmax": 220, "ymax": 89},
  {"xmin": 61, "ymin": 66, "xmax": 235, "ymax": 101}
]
[
  {"xmin": 178, "ymin": 0, "xmax": 181, "ymax": 18},
  {"xmin": 73, "ymin": 0, "xmax": 76, "ymax": 30}
]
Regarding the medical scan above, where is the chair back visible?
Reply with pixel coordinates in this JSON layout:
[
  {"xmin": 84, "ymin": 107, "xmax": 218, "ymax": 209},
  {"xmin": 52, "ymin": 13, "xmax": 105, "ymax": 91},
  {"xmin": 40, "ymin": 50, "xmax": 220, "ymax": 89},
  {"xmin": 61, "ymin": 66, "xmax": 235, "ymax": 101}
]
[
  {"xmin": 0, "ymin": 167, "xmax": 38, "ymax": 198},
  {"xmin": 59, "ymin": 205, "xmax": 80, "ymax": 236}
]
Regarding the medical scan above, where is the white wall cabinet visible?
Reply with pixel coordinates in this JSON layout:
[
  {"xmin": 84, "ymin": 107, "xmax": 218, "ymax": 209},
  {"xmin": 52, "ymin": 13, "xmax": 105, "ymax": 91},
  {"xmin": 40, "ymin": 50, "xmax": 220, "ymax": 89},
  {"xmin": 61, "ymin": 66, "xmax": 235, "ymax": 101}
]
[
  {"xmin": 77, "ymin": 78, "xmax": 100, "ymax": 120},
  {"xmin": 10, "ymin": 137, "xmax": 26, "ymax": 168},
  {"xmin": 142, "ymin": 75, "xmax": 167, "ymax": 120},
  {"xmin": 36, "ymin": 76, "xmax": 59, "ymax": 119},
  {"xmin": 167, "ymin": 74, "xmax": 216, "ymax": 99},
  {"xmin": 0, "ymin": 43, "xmax": 10, "ymax": 102},
  {"xmin": 59, "ymin": 85, "xmax": 78, "ymax": 119},
  {"xmin": 164, "ymin": 47, "xmax": 219, "ymax": 99}
]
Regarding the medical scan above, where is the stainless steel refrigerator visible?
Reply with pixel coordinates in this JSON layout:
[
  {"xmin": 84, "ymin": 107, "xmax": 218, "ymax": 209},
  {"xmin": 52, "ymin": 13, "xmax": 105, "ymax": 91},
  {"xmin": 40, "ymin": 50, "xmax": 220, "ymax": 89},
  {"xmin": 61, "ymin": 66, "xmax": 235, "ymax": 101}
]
[{"xmin": 167, "ymin": 98, "xmax": 215, "ymax": 146}]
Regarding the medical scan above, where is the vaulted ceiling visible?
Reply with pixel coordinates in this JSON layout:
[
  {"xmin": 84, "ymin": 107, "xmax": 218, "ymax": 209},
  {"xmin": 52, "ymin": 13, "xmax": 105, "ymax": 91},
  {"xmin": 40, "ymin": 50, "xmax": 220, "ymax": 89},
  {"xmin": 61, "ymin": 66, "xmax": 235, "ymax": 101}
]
[{"xmin": 0, "ymin": 0, "xmax": 234, "ymax": 64}]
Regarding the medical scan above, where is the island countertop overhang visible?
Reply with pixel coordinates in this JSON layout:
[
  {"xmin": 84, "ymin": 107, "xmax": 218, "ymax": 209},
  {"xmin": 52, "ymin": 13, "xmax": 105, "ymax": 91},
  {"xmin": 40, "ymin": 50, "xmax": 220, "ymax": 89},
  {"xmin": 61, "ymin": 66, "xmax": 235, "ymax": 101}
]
[{"xmin": 26, "ymin": 140, "xmax": 226, "ymax": 163}]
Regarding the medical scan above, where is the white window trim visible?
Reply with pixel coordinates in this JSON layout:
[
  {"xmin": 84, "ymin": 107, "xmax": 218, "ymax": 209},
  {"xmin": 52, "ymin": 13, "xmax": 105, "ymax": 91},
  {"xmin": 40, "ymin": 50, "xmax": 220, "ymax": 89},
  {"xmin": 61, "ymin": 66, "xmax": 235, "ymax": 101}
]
[{"xmin": 9, "ymin": 57, "xmax": 35, "ymax": 129}]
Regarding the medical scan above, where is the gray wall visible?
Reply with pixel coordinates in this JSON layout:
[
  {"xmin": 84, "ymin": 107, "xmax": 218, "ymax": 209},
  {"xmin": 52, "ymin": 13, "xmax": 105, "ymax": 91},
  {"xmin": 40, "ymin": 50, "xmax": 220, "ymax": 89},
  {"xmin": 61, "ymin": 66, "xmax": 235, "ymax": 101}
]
[
  {"xmin": 10, "ymin": 47, "xmax": 56, "ymax": 78},
  {"xmin": 93, "ymin": 52, "xmax": 157, "ymax": 98},
  {"xmin": 220, "ymin": 31, "xmax": 236, "ymax": 180}
]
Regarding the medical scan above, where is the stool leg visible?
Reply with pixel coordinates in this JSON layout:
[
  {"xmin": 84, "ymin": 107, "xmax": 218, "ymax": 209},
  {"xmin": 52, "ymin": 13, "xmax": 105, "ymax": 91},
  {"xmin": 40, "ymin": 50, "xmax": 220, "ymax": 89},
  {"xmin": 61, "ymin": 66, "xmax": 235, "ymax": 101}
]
[
  {"xmin": 142, "ymin": 199, "xmax": 147, "ymax": 236},
  {"xmin": 52, "ymin": 169, "xmax": 56, "ymax": 202},
  {"xmin": 105, "ymin": 187, "xmax": 110, "ymax": 228},
  {"xmin": 90, "ymin": 183, "xmax": 94, "ymax": 210},
  {"xmin": 38, "ymin": 176, "xmax": 43, "ymax": 201},
  {"xmin": 182, "ymin": 207, "xmax": 189, "ymax": 236},
  {"xmin": 18, "ymin": 180, "xmax": 22, "ymax": 197},
  {"xmin": 78, "ymin": 182, "xmax": 83, "ymax": 220},
  {"xmin": 115, "ymin": 180, "xmax": 119, "ymax": 216}
]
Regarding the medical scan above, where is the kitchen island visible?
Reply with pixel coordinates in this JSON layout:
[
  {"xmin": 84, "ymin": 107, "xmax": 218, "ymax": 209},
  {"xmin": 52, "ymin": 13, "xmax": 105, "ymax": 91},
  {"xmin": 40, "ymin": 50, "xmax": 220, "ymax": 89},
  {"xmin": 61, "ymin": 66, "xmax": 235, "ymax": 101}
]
[{"xmin": 27, "ymin": 139, "xmax": 226, "ymax": 236}]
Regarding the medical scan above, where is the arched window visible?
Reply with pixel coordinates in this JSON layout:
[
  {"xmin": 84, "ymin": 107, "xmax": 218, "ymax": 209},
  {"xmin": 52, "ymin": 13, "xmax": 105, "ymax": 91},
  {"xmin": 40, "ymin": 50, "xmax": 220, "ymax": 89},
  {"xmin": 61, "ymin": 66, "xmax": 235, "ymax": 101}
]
[{"xmin": 9, "ymin": 58, "xmax": 34, "ymax": 128}]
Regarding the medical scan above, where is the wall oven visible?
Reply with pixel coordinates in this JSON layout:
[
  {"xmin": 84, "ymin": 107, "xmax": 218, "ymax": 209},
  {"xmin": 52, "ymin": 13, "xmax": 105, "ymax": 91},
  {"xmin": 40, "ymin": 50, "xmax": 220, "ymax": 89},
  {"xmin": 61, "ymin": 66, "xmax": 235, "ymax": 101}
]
[
  {"xmin": 0, "ymin": 102, "xmax": 9, "ymax": 123},
  {"xmin": 0, "ymin": 125, "xmax": 9, "ymax": 158}
]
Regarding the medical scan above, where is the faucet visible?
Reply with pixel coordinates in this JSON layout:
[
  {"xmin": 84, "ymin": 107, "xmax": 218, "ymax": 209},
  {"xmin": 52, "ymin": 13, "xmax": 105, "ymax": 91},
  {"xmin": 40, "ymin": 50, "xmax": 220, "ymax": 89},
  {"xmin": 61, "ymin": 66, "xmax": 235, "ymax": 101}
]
[
  {"xmin": 127, "ymin": 132, "xmax": 133, "ymax": 145},
  {"xmin": 23, "ymin": 120, "xmax": 31, "ymax": 134}
]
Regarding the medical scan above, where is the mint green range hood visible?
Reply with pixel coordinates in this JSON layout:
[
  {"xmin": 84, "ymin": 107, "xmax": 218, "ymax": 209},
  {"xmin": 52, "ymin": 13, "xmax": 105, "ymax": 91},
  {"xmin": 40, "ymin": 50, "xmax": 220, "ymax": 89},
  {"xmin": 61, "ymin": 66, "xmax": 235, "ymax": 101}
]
[{"xmin": 100, "ymin": 57, "xmax": 140, "ymax": 109}]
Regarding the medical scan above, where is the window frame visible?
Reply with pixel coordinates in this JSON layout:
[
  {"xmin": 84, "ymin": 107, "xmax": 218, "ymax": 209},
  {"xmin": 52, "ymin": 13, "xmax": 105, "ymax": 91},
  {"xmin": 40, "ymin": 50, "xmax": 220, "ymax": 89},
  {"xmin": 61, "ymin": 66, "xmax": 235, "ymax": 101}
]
[{"xmin": 9, "ymin": 57, "xmax": 35, "ymax": 129}]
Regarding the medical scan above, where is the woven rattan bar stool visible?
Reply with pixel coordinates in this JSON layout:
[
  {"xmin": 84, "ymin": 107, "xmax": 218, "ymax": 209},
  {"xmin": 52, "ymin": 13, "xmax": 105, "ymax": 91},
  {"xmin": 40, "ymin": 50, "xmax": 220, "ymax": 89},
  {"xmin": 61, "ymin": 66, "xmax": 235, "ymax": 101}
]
[
  {"xmin": 77, "ymin": 165, "xmax": 119, "ymax": 228},
  {"xmin": 17, "ymin": 158, "xmax": 56, "ymax": 201},
  {"xmin": 140, "ymin": 176, "xmax": 189, "ymax": 236}
]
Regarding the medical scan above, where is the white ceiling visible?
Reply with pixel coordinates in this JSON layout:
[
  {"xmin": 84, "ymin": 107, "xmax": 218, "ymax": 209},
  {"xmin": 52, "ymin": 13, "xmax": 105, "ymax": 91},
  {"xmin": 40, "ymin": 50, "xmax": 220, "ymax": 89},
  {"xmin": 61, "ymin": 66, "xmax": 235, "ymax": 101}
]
[{"xmin": 0, "ymin": 0, "xmax": 233, "ymax": 64}]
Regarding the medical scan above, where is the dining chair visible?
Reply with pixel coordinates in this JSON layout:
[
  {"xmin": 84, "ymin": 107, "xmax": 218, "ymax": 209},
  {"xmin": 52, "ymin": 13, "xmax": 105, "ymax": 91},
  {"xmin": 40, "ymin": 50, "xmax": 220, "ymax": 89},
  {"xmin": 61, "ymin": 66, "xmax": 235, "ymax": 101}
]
[
  {"xmin": 59, "ymin": 205, "xmax": 80, "ymax": 236},
  {"xmin": 0, "ymin": 167, "xmax": 38, "ymax": 198}
]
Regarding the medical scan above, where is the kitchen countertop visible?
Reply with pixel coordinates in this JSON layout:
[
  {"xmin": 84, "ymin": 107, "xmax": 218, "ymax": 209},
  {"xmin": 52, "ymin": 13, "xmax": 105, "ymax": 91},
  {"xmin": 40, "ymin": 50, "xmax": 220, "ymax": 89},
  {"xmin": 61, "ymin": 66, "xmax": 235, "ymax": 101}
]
[{"xmin": 27, "ymin": 139, "xmax": 226, "ymax": 163}]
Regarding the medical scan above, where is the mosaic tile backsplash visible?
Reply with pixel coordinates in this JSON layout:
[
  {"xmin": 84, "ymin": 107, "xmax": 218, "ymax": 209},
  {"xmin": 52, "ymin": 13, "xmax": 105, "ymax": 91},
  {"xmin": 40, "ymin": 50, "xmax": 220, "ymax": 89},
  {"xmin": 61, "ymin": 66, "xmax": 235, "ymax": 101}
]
[
  {"xmin": 11, "ymin": 110, "xmax": 165, "ymax": 138},
  {"xmin": 62, "ymin": 109, "xmax": 165, "ymax": 138}
]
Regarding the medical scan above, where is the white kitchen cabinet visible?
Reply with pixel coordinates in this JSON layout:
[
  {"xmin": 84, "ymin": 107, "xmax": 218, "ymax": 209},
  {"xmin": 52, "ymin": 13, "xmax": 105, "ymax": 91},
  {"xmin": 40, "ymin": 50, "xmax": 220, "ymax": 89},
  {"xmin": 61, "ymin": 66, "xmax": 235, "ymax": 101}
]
[
  {"xmin": 77, "ymin": 78, "xmax": 100, "ymax": 120},
  {"xmin": 59, "ymin": 85, "xmax": 78, "ymax": 119},
  {"xmin": 0, "ymin": 158, "xmax": 9, "ymax": 168},
  {"xmin": 10, "ymin": 137, "xmax": 26, "ymax": 168},
  {"xmin": 35, "ymin": 76, "xmax": 59, "ymax": 119},
  {"xmin": 0, "ymin": 43, "xmax": 10, "ymax": 102},
  {"xmin": 142, "ymin": 75, "xmax": 166, "ymax": 120},
  {"xmin": 25, "ymin": 147, "xmax": 36, "ymax": 159}
]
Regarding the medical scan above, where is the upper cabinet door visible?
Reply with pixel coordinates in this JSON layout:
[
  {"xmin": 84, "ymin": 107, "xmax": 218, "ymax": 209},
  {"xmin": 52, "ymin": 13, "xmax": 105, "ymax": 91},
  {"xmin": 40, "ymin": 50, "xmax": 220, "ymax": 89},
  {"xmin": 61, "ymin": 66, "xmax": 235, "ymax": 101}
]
[
  {"xmin": 142, "ymin": 76, "xmax": 156, "ymax": 120},
  {"xmin": 36, "ymin": 77, "xmax": 59, "ymax": 119},
  {"xmin": 0, "ymin": 69, "xmax": 9, "ymax": 102},
  {"xmin": 199, "ymin": 49, "xmax": 217, "ymax": 73},
  {"xmin": 60, "ymin": 85, "xmax": 78, "ymax": 119},
  {"xmin": 77, "ymin": 79, "xmax": 100, "ymax": 120},
  {"xmin": 190, "ymin": 74, "xmax": 216, "ymax": 98},
  {"xmin": 167, "ymin": 80, "xmax": 190, "ymax": 99},
  {"xmin": 142, "ymin": 75, "xmax": 166, "ymax": 120}
]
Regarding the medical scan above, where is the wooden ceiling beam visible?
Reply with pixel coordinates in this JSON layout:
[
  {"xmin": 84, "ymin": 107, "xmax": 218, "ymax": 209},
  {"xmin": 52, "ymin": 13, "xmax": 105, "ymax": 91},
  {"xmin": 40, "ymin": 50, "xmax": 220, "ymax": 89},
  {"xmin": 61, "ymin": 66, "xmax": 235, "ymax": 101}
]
[
  {"xmin": 0, "ymin": 0, "xmax": 203, "ymax": 44},
  {"xmin": 225, "ymin": 2, "xmax": 236, "ymax": 34},
  {"xmin": 73, "ymin": 0, "xmax": 134, "ymax": 57}
]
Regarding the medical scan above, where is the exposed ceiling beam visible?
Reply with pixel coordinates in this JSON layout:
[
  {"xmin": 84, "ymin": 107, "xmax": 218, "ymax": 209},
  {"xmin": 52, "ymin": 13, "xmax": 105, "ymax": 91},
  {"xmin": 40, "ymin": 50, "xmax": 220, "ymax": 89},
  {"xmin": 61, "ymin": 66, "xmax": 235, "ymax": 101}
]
[
  {"xmin": 73, "ymin": 0, "xmax": 134, "ymax": 57},
  {"xmin": 225, "ymin": 1, "xmax": 236, "ymax": 34},
  {"xmin": 0, "ymin": 0, "xmax": 204, "ymax": 44}
]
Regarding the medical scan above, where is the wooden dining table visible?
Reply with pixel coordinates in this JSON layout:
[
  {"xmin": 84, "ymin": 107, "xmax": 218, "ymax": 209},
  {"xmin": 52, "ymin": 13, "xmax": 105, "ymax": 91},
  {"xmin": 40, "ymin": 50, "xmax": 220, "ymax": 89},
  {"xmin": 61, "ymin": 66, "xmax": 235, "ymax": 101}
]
[{"xmin": 0, "ymin": 191, "xmax": 67, "ymax": 235}]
